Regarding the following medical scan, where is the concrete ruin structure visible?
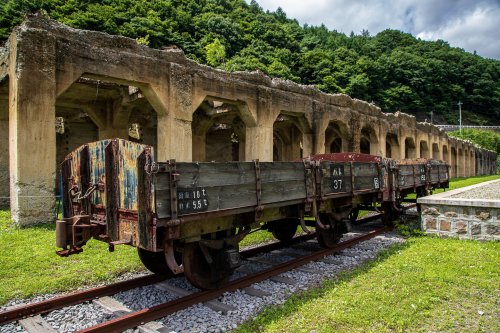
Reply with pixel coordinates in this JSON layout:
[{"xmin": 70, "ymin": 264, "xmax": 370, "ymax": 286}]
[{"xmin": 0, "ymin": 14, "xmax": 497, "ymax": 226}]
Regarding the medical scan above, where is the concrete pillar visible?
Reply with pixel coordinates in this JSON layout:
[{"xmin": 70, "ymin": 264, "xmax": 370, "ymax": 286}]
[
  {"xmin": 245, "ymin": 126, "xmax": 273, "ymax": 161},
  {"xmin": 350, "ymin": 121, "xmax": 360, "ymax": 153},
  {"xmin": 156, "ymin": 113, "xmax": 192, "ymax": 162},
  {"xmin": 9, "ymin": 31, "xmax": 57, "ymax": 226},
  {"xmin": 0, "ymin": 98, "xmax": 8, "ymax": 209},
  {"xmin": 302, "ymin": 133, "xmax": 313, "ymax": 158},
  {"xmin": 378, "ymin": 134, "xmax": 386, "ymax": 157},
  {"xmin": 399, "ymin": 138, "xmax": 406, "ymax": 161}
]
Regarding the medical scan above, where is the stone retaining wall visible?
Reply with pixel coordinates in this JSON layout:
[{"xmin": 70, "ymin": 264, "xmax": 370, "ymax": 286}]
[{"xmin": 418, "ymin": 179, "xmax": 499, "ymax": 240}]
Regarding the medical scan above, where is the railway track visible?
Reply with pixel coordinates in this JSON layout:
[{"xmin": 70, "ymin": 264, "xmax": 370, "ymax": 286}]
[
  {"xmin": 1, "ymin": 216, "xmax": 401, "ymax": 333},
  {"xmin": 80, "ymin": 225, "xmax": 391, "ymax": 333},
  {"xmin": 0, "ymin": 232, "xmax": 317, "ymax": 328}
]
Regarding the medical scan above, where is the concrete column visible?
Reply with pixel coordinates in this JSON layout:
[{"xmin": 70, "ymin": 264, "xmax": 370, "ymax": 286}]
[
  {"xmin": 9, "ymin": 31, "xmax": 57, "ymax": 226},
  {"xmin": 378, "ymin": 135, "xmax": 386, "ymax": 157},
  {"xmin": 302, "ymin": 133, "xmax": 313, "ymax": 158},
  {"xmin": 350, "ymin": 118, "xmax": 360, "ymax": 153},
  {"xmin": 245, "ymin": 126, "xmax": 273, "ymax": 161},
  {"xmin": 0, "ymin": 100, "xmax": 8, "ymax": 208},
  {"xmin": 313, "ymin": 115, "xmax": 327, "ymax": 155},
  {"xmin": 399, "ymin": 139, "xmax": 406, "ymax": 161},
  {"xmin": 156, "ymin": 113, "xmax": 192, "ymax": 162}
]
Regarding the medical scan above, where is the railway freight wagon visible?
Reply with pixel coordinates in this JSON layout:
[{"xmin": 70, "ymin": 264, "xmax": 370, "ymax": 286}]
[{"xmin": 56, "ymin": 139, "xmax": 449, "ymax": 289}]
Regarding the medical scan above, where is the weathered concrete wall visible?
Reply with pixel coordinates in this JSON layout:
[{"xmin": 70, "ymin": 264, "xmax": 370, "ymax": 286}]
[{"xmin": 0, "ymin": 13, "xmax": 497, "ymax": 225}]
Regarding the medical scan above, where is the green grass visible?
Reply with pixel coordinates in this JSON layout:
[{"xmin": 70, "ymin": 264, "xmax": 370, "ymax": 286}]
[
  {"xmin": 442, "ymin": 174, "xmax": 499, "ymax": 191},
  {"xmin": 0, "ymin": 217, "xmax": 144, "ymax": 305},
  {"xmin": 235, "ymin": 238, "xmax": 500, "ymax": 333}
]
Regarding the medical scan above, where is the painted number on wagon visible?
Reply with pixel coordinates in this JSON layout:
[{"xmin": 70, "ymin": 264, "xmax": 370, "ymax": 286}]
[
  {"xmin": 177, "ymin": 187, "xmax": 209, "ymax": 214},
  {"xmin": 330, "ymin": 165, "xmax": 345, "ymax": 192},
  {"xmin": 373, "ymin": 177, "xmax": 380, "ymax": 189}
]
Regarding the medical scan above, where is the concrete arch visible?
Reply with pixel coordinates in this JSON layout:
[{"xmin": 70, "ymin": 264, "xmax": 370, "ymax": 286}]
[
  {"xmin": 360, "ymin": 125, "xmax": 379, "ymax": 155},
  {"xmin": 420, "ymin": 140, "xmax": 430, "ymax": 158},
  {"xmin": 451, "ymin": 147, "xmax": 458, "ymax": 178},
  {"xmin": 469, "ymin": 150, "xmax": 475, "ymax": 177},
  {"xmin": 273, "ymin": 113, "xmax": 306, "ymax": 161},
  {"xmin": 442, "ymin": 145, "xmax": 449, "ymax": 164},
  {"xmin": 385, "ymin": 133, "xmax": 400, "ymax": 159},
  {"xmin": 325, "ymin": 120, "xmax": 350, "ymax": 153},
  {"xmin": 404, "ymin": 137, "xmax": 417, "ymax": 159},
  {"xmin": 432, "ymin": 143, "xmax": 440, "ymax": 160},
  {"xmin": 191, "ymin": 100, "xmax": 252, "ymax": 162},
  {"xmin": 458, "ymin": 148, "xmax": 464, "ymax": 177}
]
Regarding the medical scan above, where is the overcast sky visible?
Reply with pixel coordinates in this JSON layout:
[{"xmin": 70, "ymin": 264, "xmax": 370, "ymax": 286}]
[{"xmin": 251, "ymin": 0, "xmax": 500, "ymax": 60}]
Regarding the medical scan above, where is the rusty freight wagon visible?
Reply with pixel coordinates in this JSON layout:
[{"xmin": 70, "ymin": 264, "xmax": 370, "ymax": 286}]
[{"xmin": 56, "ymin": 139, "xmax": 389, "ymax": 289}]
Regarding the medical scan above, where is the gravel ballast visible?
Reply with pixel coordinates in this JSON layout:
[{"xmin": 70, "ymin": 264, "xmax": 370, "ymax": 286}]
[{"xmin": 450, "ymin": 180, "xmax": 500, "ymax": 200}]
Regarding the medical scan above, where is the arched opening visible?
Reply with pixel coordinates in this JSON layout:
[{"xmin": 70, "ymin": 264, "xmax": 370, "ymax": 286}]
[
  {"xmin": 451, "ymin": 147, "xmax": 457, "ymax": 178},
  {"xmin": 385, "ymin": 133, "xmax": 400, "ymax": 159},
  {"xmin": 458, "ymin": 148, "xmax": 464, "ymax": 177},
  {"xmin": 325, "ymin": 121, "xmax": 349, "ymax": 153},
  {"xmin": 273, "ymin": 112, "xmax": 311, "ymax": 161},
  {"xmin": 55, "ymin": 75, "xmax": 160, "ymax": 194},
  {"xmin": 192, "ymin": 101, "xmax": 246, "ymax": 162},
  {"xmin": 360, "ymin": 126, "xmax": 378, "ymax": 155},
  {"xmin": 469, "ymin": 149, "xmax": 476, "ymax": 177},
  {"xmin": 0, "ymin": 78, "xmax": 9, "ymax": 208},
  {"xmin": 442, "ymin": 145, "xmax": 449, "ymax": 163},
  {"xmin": 432, "ymin": 143, "xmax": 440, "ymax": 160},
  {"xmin": 404, "ymin": 138, "xmax": 417, "ymax": 159},
  {"xmin": 420, "ymin": 140, "xmax": 430, "ymax": 158},
  {"xmin": 464, "ymin": 149, "xmax": 470, "ymax": 177},
  {"xmin": 476, "ymin": 151, "xmax": 482, "ymax": 175}
]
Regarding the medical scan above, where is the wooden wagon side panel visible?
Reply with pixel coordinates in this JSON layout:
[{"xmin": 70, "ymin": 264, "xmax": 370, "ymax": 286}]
[
  {"xmin": 155, "ymin": 162, "xmax": 258, "ymax": 219},
  {"xmin": 260, "ymin": 162, "xmax": 308, "ymax": 204},
  {"xmin": 320, "ymin": 161, "xmax": 383, "ymax": 196}
]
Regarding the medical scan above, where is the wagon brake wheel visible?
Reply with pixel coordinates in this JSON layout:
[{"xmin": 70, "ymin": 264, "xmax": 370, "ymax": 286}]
[
  {"xmin": 272, "ymin": 218, "xmax": 299, "ymax": 243},
  {"xmin": 183, "ymin": 242, "xmax": 233, "ymax": 290},
  {"xmin": 316, "ymin": 213, "xmax": 342, "ymax": 248}
]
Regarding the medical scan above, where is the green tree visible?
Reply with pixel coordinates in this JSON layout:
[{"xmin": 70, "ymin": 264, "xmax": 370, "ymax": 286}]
[{"xmin": 205, "ymin": 37, "xmax": 225, "ymax": 67}]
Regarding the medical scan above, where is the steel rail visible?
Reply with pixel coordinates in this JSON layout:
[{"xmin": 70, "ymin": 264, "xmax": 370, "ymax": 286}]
[
  {"xmin": 79, "ymin": 226, "xmax": 391, "ymax": 333},
  {"xmin": 0, "ymin": 233, "xmax": 316, "ymax": 326},
  {"xmin": 0, "ymin": 274, "xmax": 166, "ymax": 326}
]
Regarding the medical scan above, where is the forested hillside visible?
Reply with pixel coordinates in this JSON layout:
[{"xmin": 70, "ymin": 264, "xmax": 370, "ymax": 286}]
[{"xmin": 1, "ymin": 0, "xmax": 499, "ymax": 124}]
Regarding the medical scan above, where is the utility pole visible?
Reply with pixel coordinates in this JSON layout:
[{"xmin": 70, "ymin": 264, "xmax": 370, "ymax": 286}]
[{"xmin": 457, "ymin": 101, "xmax": 463, "ymax": 134}]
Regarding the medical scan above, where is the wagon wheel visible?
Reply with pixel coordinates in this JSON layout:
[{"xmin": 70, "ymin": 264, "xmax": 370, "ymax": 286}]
[
  {"xmin": 137, "ymin": 248, "xmax": 176, "ymax": 276},
  {"xmin": 183, "ymin": 242, "xmax": 233, "ymax": 290},
  {"xmin": 316, "ymin": 213, "xmax": 342, "ymax": 248},
  {"xmin": 272, "ymin": 218, "xmax": 299, "ymax": 242}
]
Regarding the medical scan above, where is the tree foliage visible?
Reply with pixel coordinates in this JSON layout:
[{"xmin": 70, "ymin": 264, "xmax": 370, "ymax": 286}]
[
  {"xmin": 448, "ymin": 129, "xmax": 500, "ymax": 154},
  {"xmin": 0, "ymin": 0, "xmax": 498, "ymax": 124}
]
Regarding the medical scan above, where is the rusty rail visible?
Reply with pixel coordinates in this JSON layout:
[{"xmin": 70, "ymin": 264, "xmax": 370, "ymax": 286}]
[
  {"xmin": 79, "ymin": 226, "xmax": 391, "ymax": 333},
  {"xmin": 0, "ymin": 274, "xmax": 166, "ymax": 326},
  {"xmin": 0, "ymin": 233, "xmax": 315, "ymax": 326}
]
